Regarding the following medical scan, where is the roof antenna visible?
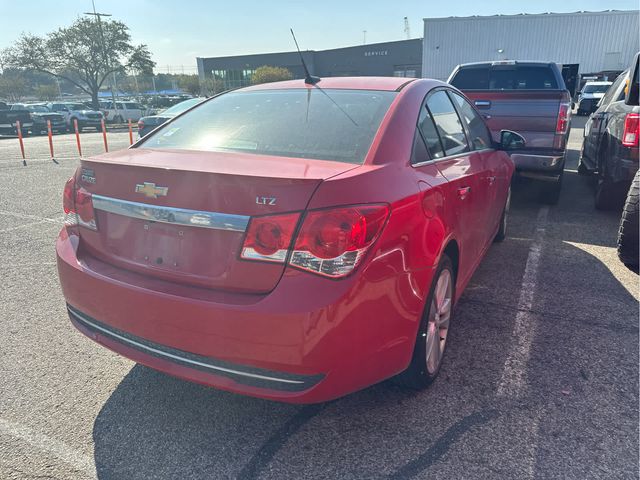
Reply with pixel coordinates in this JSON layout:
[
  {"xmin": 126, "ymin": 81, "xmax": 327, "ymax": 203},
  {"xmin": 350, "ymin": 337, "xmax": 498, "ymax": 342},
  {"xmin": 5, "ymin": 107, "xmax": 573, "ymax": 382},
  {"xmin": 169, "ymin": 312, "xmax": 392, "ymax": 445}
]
[{"xmin": 290, "ymin": 29, "xmax": 320, "ymax": 85}]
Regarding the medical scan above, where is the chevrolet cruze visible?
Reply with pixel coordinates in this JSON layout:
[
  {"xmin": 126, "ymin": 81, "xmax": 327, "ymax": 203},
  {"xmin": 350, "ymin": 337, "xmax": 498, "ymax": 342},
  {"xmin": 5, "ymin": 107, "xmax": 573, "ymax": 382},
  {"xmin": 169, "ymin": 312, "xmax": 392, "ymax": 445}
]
[{"xmin": 57, "ymin": 77, "xmax": 517, "ymax": 403}]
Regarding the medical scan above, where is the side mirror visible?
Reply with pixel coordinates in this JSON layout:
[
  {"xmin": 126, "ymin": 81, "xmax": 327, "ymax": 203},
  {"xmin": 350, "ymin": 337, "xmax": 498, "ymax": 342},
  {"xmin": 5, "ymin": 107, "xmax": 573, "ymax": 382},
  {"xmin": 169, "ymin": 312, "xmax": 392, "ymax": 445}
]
[
  {"xmin": 625, "ymin": 52, "xmax": 639, "ymax": 106},
  {"xmin": 499, "ymin": 130, "xmax": 526, "ymax": 150}
]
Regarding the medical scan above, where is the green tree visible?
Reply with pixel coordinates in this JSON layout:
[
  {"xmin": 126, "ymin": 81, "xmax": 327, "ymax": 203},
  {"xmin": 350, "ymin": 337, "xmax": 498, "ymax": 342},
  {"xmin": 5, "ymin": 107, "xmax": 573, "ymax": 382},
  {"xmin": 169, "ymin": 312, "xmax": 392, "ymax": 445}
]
[
  {"xmin": 4, "ymin": 17, "xmax": 155, "ymax": 108},
  {"xmin": 36, "ymin": 84, "xmax": 59, "ymax": 101},
  {"xmin": 251, "ymin": 66, "xmax": 292, "ymax": 85},
  {"xmin": 178, "ymin": 75, "xmax": 201, "ymax": 96},
  {"xmin": 0, "ymin": 72, "xmax": 29, "ymax": 101}
]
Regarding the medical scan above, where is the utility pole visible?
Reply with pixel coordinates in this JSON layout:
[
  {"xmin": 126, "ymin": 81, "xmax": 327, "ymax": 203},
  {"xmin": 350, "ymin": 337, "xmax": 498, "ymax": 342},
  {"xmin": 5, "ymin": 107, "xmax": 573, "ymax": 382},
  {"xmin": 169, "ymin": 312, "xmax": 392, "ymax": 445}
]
[{"xmin": 84, "ymin": 0, "xmax": 119, "ymax": 118}]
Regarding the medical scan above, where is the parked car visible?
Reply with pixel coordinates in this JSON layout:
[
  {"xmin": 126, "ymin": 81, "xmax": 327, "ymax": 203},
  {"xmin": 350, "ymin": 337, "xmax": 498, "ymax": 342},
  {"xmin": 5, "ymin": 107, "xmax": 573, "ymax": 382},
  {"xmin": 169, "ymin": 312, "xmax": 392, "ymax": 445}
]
[
  {"xmin": 578, "ymin": 55, "xmax": 639, "ymax": 209},
  {"xmin": 448, "ymin": 61, "xmax": 572, "ymax": 204},
  {"xmin": 0, "ymin": 102, "xmax": 32, "ymax": 136},
  {"xmin": 137, "ymin": 97, "xmax": 205, "ymax": 137},
  {"xmin": 99, "ymin": 101, "xmax": 148, "ymax": 123},
  {"xmin": 11, "ymin": 103, "xmax": 66, "ymax": 134},
  {"xmin": 47, "ymin": 102, "xmax": 104, "ymax": 131},
  {"xmin": 576, "ymin": 81, "xmax": 613, "ymax": 116},
  {"xmin": 56, "ymin": 77, "xmax": 519, "ymax": 403},
  {"xmin": 616, "ymin": 53, "xmax": 640, "ymax": 272}
]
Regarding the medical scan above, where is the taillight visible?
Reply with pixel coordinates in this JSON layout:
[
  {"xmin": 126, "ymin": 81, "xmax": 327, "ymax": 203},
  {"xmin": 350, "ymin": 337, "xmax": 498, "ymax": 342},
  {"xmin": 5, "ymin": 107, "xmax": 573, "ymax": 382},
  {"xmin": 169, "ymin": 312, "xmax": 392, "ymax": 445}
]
[
  {"xmin": 291, "ymin": 204, "xmax": 389, "ymax": 277},
  {"xmin": 556, "ymin": 103, "xmax": 570, "ymax": 134},
  {"xmin": 137, "ymin": 120, "xmax": 144, "ymax": 131},
  {"xmin": 241, "ymin": 212, "xmax": 300, "ymax": 262},
  {"xmin": 62, "ymin": 175, "xmax": 97, "ymax": 230},
  {"xmin": 622, "ymin": 113, "xmax": 639, "ymax": 147},
  {"xmin": 239, "ymin": 204, "xmax": 390, "ymax": 278}
]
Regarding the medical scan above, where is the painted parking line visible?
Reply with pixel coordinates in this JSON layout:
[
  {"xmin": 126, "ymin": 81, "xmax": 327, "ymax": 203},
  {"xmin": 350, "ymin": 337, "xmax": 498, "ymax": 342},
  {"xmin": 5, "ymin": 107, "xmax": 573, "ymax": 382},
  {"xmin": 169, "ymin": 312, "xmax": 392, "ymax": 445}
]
[
  {"xmin": 0, "ymin": 418, "xmax": 96, "ymax": 478},
  {"xmin": 497, "ymin": 206, "xmax": 549, "ymax": 398}
]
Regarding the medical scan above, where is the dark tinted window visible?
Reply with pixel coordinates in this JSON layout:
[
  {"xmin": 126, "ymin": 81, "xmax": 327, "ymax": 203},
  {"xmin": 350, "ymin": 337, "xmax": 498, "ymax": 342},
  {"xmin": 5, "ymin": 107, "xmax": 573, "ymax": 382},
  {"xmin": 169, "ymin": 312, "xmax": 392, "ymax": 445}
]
[
  {"xmin": 489, "ymin": 66, "xmax": 557, "ymax": 89},
  {"xmin": 426, "ymin": 91, "xmax": 469, "ymax": 156},
  {"xmin": 417, "ymin": 106, "xmax": 445, "ymax": 160},
  {"xmin": 451, "ymin": 65, "xmax": 558, "ymax": 90},
  {"xmin": 449, "ymin": 91, "xmax": 492, "ymax": 150},
  {"xmin": 140, "ymin": 89, "xmax": 396, "ymax": 164},
  {"xmin": 450, "ymin": 67, "xmax": 489, "ymax": 90}
]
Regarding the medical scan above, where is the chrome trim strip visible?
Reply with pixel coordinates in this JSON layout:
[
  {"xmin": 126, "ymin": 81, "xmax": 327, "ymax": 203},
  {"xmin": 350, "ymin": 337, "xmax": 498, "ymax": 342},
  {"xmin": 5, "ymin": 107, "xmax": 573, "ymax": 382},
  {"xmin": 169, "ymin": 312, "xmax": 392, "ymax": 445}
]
[
  {"xmin": 411, "ymin": 148, "xmax": 495, "ymax": 168},
  {"xmin": 91, "ymin": 194, "xmax": 250, "ymax": 232},
  {"xmin": 68, "ymin": 308, "xmax": 304, "ymax": 385}
]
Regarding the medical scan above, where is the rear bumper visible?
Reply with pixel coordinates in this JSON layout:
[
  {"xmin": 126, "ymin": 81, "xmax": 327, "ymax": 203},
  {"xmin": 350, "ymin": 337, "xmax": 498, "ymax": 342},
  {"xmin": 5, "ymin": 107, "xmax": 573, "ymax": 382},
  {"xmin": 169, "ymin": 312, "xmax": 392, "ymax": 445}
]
[
  {"xmin": 56, "ymin": 228, "xmax": 427, "ymax": 403},
  {"xmin": 511, "ymin": 150, "xmax": 565, "ymax": 180}
]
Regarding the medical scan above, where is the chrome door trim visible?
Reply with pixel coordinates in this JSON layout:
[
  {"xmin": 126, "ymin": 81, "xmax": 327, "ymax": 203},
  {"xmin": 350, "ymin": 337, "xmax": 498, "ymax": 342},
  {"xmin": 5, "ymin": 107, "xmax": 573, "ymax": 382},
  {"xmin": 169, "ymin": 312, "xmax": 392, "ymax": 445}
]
[{"xmin": 91, "ymin": 194, "xmax": 250, "ymax": 232}]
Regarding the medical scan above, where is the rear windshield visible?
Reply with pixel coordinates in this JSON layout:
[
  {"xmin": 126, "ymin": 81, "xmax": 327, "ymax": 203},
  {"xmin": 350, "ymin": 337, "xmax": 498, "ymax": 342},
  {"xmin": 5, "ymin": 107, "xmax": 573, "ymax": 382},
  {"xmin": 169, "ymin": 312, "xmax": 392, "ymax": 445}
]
[
  {"xmin": 582, "ymin": 84, "xmax": 611, "ymax": 94},
  {"xmin": 139, "ymin": 88, "xmax": 396, "ymax": 164},
  {"xmin": 451, "ymin": 65, "xmax": 559, "ymax": 90}
]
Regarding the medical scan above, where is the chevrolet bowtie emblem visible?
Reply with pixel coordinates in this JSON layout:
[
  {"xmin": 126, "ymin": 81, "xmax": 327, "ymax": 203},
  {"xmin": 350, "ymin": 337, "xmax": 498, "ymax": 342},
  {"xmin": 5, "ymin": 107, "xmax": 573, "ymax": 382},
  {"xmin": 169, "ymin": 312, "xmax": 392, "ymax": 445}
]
[{"xmin": 135, "ymin": 182, "xmax": 168, "ymax": 198}]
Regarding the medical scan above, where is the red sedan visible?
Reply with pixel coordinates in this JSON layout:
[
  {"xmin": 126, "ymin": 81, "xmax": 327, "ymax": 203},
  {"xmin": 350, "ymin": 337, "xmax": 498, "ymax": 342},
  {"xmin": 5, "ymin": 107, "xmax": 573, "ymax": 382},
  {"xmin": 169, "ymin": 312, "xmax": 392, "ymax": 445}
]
[{"xmin": 57, "ymin": 77, "xmax": 517, "ymax": 403}]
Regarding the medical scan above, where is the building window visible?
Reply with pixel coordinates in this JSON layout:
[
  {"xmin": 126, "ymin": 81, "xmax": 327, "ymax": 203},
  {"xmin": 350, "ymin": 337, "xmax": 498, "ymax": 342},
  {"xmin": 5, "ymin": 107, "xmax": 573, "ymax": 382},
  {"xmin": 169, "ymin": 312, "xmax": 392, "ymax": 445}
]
[{"xmin": 393, "ymin": 66, "xmax": 419, "ymax": 78}]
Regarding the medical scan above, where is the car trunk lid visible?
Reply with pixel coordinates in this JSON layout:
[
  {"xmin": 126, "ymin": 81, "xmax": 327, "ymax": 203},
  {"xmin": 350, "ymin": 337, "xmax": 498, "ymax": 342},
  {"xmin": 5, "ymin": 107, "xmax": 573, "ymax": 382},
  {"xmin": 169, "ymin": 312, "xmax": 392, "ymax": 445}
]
[{"xmin": 76, "ymin": 148, "xmax": 358, "ymax": 293}]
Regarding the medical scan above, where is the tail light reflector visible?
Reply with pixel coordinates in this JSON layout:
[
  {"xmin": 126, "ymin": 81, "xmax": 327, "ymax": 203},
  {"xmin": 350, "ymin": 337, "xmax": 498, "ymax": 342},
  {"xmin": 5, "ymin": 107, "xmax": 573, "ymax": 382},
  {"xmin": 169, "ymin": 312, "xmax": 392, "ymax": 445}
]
[
  {"xmin": 137, "ymin": 120, "xmax": 144, "ymax": 131},
  {"xmin": 622, "ymin": 113, "xmax": 639, "ymax": 147},
  {"xmin": 555, "ymin": 103, "xmax": 570, "ymax": 134},
  {"xmin": 239, "ymin": 204, "xmax": 390, "ymax": 278},
  {"xmin": 241, "ymin": 213, "xmax": 300, "ymax": 262},
  {"xmin": 62, "ymin": 175, "xmax": 97, "ymax": 230}
]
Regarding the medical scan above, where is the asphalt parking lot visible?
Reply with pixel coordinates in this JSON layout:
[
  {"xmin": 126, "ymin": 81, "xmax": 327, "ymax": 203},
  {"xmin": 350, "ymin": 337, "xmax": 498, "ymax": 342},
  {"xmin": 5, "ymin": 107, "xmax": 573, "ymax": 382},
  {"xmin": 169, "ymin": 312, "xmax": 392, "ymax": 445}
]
[{"xmin": 0, "ymin": 117, "xmax": 638, "ymax": 479}]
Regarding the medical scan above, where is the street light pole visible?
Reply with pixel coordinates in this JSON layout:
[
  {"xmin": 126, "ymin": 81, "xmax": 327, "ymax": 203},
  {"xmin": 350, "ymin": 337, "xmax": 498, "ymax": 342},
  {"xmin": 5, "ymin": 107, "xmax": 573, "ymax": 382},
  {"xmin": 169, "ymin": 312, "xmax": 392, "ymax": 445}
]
[{"xmin": 84, "ymin": 0, "xmax": 119, "ymax": 119}]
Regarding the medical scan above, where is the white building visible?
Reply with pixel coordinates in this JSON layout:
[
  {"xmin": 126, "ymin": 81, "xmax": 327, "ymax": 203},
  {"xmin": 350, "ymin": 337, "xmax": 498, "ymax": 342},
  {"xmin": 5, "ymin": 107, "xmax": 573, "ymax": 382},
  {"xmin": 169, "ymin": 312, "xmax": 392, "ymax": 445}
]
[{"xmin": 422, "ymin": 10, "xmax": 640, "ymax": 87}]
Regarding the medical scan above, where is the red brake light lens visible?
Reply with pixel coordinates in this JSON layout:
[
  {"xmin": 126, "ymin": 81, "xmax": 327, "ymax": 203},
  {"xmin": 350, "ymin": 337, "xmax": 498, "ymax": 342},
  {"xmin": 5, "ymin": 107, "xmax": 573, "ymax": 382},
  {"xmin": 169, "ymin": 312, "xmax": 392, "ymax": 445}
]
[
  {"xmin": 241, "ymin": 213, "xmax": 300, "ymax": 262},
  {"xmin": 62, "ymin": 175, "xmax": 97, "ymax": 230},
  {"xmin": 137, "ymin": 120, "xmax": 144, "ymax": 130},
  {"xmin": 622, "ymin": 113, "xmax": 639, "ymax": 147},
  {"xmin": 291, "ymin": 204, "xmax": 389, "ymax": 277},
  {"xmin": 555, "ymin": 103, "xmax": 570, "ymax": 134}
]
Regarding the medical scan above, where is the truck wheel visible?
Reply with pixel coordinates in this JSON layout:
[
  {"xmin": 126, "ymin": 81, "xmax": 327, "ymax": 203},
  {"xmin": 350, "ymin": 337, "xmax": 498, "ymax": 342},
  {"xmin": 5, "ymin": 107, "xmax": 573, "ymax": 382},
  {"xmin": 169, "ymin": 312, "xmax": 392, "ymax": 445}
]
[{"xmin": 617, "ymin": 171, "xmax": 639, "ymax": 272}]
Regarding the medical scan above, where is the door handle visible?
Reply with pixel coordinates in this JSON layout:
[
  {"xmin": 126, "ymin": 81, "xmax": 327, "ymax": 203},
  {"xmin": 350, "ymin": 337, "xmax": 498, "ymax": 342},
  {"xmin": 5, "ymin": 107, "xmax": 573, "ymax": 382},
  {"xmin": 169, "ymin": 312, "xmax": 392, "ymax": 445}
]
[
  {"xmin": 475, "ymin": 100, "xmax": 491, "ymax": 108},
  {"xmin": 488, "ymin": 175, "xmax": 496, "ymax": 185},
  {"xmin": 457, "ymin": 186, "xmax": 471, "ymax": 199}
]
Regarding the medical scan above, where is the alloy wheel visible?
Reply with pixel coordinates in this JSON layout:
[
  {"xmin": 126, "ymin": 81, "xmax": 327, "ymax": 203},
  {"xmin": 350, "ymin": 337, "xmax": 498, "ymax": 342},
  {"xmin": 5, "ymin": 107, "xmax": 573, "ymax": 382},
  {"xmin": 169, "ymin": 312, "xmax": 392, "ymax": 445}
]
[{"xmin": 425, "ymin": 268, "xmax": 453, "ymax": 374}]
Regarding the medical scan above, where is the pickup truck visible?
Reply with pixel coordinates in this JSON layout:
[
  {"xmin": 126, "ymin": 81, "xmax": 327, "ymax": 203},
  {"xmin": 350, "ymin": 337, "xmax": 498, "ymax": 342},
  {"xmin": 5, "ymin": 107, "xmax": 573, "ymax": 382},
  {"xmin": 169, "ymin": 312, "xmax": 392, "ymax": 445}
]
[
  {"xmin": 0, "ymin": 101, "xmax": 33, "ymax": 136},
  {"xmin": 448, "ymin": 61, "xmax": 571, "ymax": 204}
]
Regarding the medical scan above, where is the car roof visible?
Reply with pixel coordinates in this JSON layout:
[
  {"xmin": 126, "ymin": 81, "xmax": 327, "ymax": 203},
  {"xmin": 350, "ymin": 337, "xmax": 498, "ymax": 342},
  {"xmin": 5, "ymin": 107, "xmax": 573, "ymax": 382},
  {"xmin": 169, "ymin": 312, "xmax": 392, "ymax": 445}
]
[
  {"xmin": 455, "ymin": 60, "xmax": 556, "ymax": 68},
  {"xmin": 239, "ymin": 76, "xmax": 418, "ymax": 92}
]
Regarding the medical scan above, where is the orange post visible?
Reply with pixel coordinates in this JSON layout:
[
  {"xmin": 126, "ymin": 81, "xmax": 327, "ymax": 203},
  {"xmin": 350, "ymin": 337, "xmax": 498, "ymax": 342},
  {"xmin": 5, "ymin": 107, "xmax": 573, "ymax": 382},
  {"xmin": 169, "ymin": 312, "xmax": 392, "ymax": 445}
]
[
  {"xmin": 15, "ymin": 120, "xmax": 26, "ymax": 166},
  {"xmin": 101, "ymin": 118, "xmax": 108, "ymax": 152},
  {"xmin": 74, "ymin": 119, "xmax": 82, "ymax": 157},
  {"xmin": 47, "ymin": 120, "xmax": 55, "ymax": 160},
  {"xmin": 128, "ymin": 119, "xmax": 133, "ymax": 145}
]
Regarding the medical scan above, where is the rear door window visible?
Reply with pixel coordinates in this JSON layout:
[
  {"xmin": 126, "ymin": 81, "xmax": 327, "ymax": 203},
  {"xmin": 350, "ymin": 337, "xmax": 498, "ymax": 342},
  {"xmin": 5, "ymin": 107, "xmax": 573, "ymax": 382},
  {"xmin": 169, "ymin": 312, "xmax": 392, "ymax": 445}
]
[
  {"xmin": 426, "ymin": 90, "xmax": 469, "ymax": 157},
  {"xmin": 448, "ymin": 91, "xmax": 492, "ymax": 150},
  {"xmin": 417, "ymin": 105, "xmax": 445, "ymax": 160}
]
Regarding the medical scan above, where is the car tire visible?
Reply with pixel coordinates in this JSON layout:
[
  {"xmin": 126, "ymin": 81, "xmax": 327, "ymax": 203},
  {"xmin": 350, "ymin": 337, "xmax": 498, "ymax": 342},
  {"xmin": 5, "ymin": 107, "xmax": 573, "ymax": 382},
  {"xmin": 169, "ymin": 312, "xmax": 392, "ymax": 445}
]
[
  {"xmin": 577, "ymin": 156, "xmax": 591, "ymax": 176},
  {"xmin": 617, "ymin": 171, "xmax": 639, "ymax": 272},
  {"xmin": 395, "ymin": 254, "xmax": 455, "ymax": 389},
  {"xmin": 494, "ymin": 187, "xmax": 510, "ymax": 242}
]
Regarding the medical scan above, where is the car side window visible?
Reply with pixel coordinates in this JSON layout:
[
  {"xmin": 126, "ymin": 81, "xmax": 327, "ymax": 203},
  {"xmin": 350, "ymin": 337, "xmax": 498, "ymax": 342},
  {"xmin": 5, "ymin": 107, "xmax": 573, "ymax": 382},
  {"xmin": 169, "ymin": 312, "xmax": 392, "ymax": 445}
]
[
  {"xmin": 600, "ymin": 73, "xmax": 626, "ymax": 108},
  {"xmin": 448, "ymin": 91, "xmax": 492, "ymax": 150},
  {"xmin": 417, "ymin": 104, "xmax": 445, "ymax": 160},
  {"xmin": 426, "ymin": 90, "xmax": 470, "ymax": 156}
]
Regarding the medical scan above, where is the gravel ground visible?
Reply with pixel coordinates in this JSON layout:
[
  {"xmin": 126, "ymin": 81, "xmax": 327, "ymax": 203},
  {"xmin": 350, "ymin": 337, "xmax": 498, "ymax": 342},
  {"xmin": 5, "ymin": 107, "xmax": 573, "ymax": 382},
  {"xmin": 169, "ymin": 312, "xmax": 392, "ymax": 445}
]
[{"xmin": 0, "ymin": 117, "xmax": 637, "ymax": 479}]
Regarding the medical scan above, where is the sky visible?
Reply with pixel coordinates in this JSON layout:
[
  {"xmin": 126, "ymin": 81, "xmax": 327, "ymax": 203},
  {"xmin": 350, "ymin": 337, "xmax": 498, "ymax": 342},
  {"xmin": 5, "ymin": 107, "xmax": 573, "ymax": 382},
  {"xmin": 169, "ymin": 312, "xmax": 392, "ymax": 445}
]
[{"xmin": 0, "ymin": 0, "xmax": 637, "ymax": 73}]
